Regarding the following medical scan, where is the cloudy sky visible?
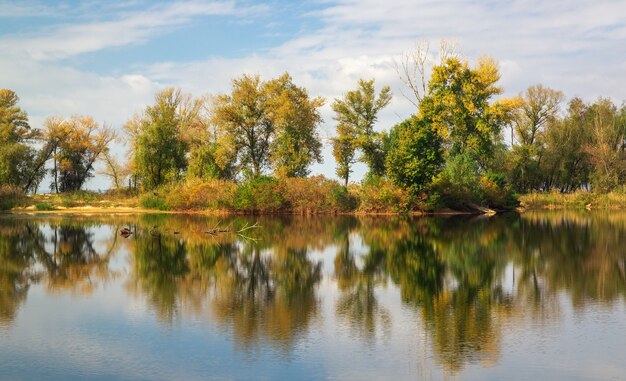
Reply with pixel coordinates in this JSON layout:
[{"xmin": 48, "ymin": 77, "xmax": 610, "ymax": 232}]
[{"xmin": 1, "ymin": 0, "xmax": 625, "ymax": 189}]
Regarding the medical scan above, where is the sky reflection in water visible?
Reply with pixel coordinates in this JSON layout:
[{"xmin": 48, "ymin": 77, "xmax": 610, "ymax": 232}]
[{"xmin": 0, "ymin": 212, "xmax": 625, "ymax": 380}]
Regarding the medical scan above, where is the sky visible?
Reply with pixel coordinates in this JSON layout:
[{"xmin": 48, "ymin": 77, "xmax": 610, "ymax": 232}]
[{"xmin": 1, "ymin": 0, "xmax": 625, "ymax": 191}]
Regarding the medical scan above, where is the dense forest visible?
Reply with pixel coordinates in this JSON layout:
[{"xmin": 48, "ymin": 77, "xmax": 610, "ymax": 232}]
[{"xmin": 1, "ymin": 44, "xmax": 625, "ymax": 212}]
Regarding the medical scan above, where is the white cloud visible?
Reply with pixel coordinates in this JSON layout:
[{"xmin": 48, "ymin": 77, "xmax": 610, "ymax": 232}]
[
  {"xmin": 0, "ymin": 0, "xmax": 264, "ymax": 61},
  {"xmin": 2, "ymin": 0, "xmax": 626, "ymax": 189}
]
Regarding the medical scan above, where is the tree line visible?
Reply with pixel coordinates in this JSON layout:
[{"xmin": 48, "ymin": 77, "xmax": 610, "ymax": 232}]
[{"xmin": 1, "ymin": 45, "xmax": 625, "ymax": 209}]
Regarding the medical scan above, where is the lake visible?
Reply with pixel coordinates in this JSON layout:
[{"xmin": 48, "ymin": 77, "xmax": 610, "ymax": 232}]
[{"xmin": 0, "ymin": 212, "xmax": 625, "ymax": 380}]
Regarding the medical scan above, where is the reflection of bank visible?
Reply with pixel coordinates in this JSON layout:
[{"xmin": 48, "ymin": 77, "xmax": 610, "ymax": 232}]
[
  {"xmin": 1, "ymin": 212, "xmax": 626, "ymax": 370},
  {"xmin": 126, "ymin": 216, "xmax": 324, "ymax": 352},
  {"xmin": 334, "ymin": 230, "xmax": 391, "ymax": 341},
  {"xmin": 0, "ymin": 219, "xmax": 118, "ymax": 327}
]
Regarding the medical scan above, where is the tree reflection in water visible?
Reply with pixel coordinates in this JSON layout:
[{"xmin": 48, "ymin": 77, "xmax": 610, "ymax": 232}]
[
  {"xmin": 0, "ymin": 217, "xmax": 118, "ymax": 326},
  {"xmin": 1, "ymin": 211, "xmax": 625, "ymax": 371}
]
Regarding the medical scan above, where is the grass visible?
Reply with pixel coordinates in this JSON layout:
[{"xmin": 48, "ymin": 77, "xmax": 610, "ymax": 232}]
[
  {"xmin": 520, "ymin": 191, "xmax": 626, "ymax": 209},
  {"xmin": 17, "ymin": 189, "xmax": 140, "ymax": 211},
  {"xmin": 34, "ymin": 202, "xmax": 57, "ymax": 211},
  {"xmin": 0, "ymin": 185, "xmax": 25, "ymax": 210}
]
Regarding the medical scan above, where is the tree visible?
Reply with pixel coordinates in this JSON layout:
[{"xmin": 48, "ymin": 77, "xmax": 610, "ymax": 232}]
[
  {"xmin": 331, "ymin": 79, "xmax": 392, "ymax": 181},
  {"xmin": 540, "ymin": 98, "xmax": 592, "ymax": 192},
  {"xmin": 265, "ymin": 73, "xmax": 324, "ymax": 177},
  {"xmin": 0, "ymin": 89, "xmax": 45, "ymax": 192},
  {"xmin": 512, "ymin": 85, "xmax": 564, "ymax": 146},
  {"xmin": 584, "ymin": 99, "xmax": 626, "ymax": 192},
  {"xmin": 332, "ymin": 124, "xmax": 358, "ymax": 186},
  {"xmin": 211, "ymin": 75, "xmax": 270, "ymax": 178},
  {"xmin": 129, "ymin": 88, "xmax": 195, "ymax": 190},
  {"xmin": 395, "ymin": 39, "xmax": 459, "ymax": 109},
  {"xmin": 386, "ymin": 117, "xmax": 444, "ymax": 195},
  {"xmin": 100, "ymin": 150, "xmax": 129, "ymax": 190},
  {"xmin": 44, "ymin": 116, "xmax": 115, "ymax": 192},
  {"xmin": 420, "ymin": 57, "xmax": 514, "ymax": 160},
  {"xmin": 211, "ymin": 73, "xmax": 324, "ymax": 178},
  {"xmin": 508, "ymin": 85, "xmax": 564, "ymax": 192}
]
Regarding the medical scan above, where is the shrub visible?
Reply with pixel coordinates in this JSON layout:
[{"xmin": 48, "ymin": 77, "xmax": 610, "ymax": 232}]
[
  {"xmin": 0, "ymin": 185, "xmax": 24, "ymax": 210},
  {"xmin": 331, "ymin": 184, "xmax": 359, "ymax": 212},
  {"xmin": 34, "ymin": 202, "xmax": 56, "ymax": 211},
  {"xmin": 358, "ymin": 176, "xmax": 412, "ymax": 213},
  {"xmin": 140, "ymin": 193, "xmax": 169, "ymax": 211},
  {"xmin": 234, "ymin": 176, "xmax": 286, "ymax": 212},
  {"xmin": 429, "ymin": 154, "xmax": 517, "ymax": 210},
  {"xmin": 283, "ymin": 175, "xmax": 357, "ymax": 213},
  {"xmin": 163, "ymin": 178, "xmax": 236, "ymax": 210}
]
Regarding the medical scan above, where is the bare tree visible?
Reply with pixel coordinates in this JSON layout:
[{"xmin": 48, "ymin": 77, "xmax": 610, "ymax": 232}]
[{"xmin": 394, "ymin": 39, "xmax": 459, "ymax": 109}]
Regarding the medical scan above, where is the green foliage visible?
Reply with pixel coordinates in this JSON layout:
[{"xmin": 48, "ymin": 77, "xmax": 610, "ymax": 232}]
[
  {"xmin": 265, "ymin": 74, "xmax": 324, "ymax": 177},
  {"xmin": 331, "ymin": 185, "xmax": 359, "ymax": 212},
  {"xmin": 386, "ymin": 117, "xmax": 444, "ymax": 195},
  {"xmin": 132, "ymin": 88, "xmax": 191, "ymax": 190},
  {"xmin": 430, "ymin": 154, "xmax": 516, "ymax": 209},
  {"xmin": 331, "ymin": 79, "xmax": 392, "ymax": 183},
  {"xmin": 234, "ymin": 176, "xmax": 287, "ymax": 212},
  {"xmin": 212, "ymin": 73, "xmax": 324, "ymax": 178},
  {"xmin": 331, "ymin": 124, "xmax": 357, "ymax": 186},
  {"xmin": 187, "ymin": 143, "xmax": 234, "ymax": 181},
  {"xmin": 34, "ymin": 202, "xmax": 56, "ymax": 211},
  {"xmin": 140, "ymin": 194, "xmax": 169, "ymax": 211},
  {"xmin": 430, "ymin": 153, "xmax": 481, "ymax": 209},
  {"xmin": 506, "ymin": 95, "xmax": 626, "ymax": 194},
  {"xmin": 0, "ymin": 89, "xmax": 45, "ymax": 193}
]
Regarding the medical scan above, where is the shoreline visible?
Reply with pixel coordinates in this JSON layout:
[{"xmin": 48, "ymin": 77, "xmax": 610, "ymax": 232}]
[{"xmin": 5, "ymin": 206, "xmax": 502, "ymax": 216}]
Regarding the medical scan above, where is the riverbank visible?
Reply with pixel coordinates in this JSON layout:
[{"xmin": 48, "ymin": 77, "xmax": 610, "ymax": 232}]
[
  {"xmin": 519, "ymin": 191, "xmax": 626, "ymax": 210},
  {"xmin": 17, "ymin": 187, "xmax": 626, "ymax": 216}
]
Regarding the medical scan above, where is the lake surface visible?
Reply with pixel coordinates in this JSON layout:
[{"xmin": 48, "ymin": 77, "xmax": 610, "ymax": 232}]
[{"xmin": 0, "ymin": 212, "xmax": 625, "ymax": 380}]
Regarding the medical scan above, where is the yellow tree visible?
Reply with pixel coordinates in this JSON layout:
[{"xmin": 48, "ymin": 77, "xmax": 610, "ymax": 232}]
[{"xmin": 44, "ymin": 116, "xmax": 115, "ymax": 193}]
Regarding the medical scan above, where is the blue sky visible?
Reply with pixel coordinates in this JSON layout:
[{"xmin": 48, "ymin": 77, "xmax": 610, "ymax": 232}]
[{"xmin": 1, "ymin": 0, "xmax": 625, "ymax": 190}]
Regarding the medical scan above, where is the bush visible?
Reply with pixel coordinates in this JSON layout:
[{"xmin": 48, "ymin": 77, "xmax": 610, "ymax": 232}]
[
  {"xmin": 163, "ymin": 178, "xmax": 236, "ymax": 210},
  {"xmin": 140, "ymin": 193, "xmax": 169, "ymax": 210},
  {"xmin": 0, "ymin": 185, "xmax": 24, "ymax": 210},
  {"xmin": 429, "ymin": 154, "xmax": 517, "ymax": 210},
  {"xmin": 331, "ymin": 184, "xmax": 359, "ymax": 212},
  {"xmin": 283, "ymin": 175, "xmax": 357, "ymax": 213},
  {"xmin": 34, "ymin": 202, "xmax": 56, "ymax": 211},
  {"xmin": 234, "ymin": 176, "xmax": 286, "ymax": 212},
  {"xmin": 358, "ymin": 176, "xmax": 412, "ymax": 213}
]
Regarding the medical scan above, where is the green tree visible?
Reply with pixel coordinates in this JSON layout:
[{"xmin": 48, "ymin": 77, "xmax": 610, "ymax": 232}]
[
  {"xmin": 129, "ymin": 88, "xmax": 195, "ymax": 190},
  {"xmin": 211, "ymin": 75, "xmax": 270, "ymax": 178},
  {"xmin": 0, "ymin": 89, "xmax": 45, "ymax": 192},
  {"xmin": 509, "ymin": 85, "xmax": 564, "ymax": 192},
  {"xmin": 185, "ymin": 98, "xmax": 236, "ymax": 181},
  {"xmin": 331, "ymin": 79, "xmax": 392, "ymax": 181},
  {"xmin": 211, "ymin": 73, "xmax": 324, "ymax": 178},
  {"xmin": 332, "ymin": 124, "xmax": 357, "ymax": 186},
  {"xmin": 541, "ymin": 98, "xmax": 592, "ymax": 192},
  {"xmin": 265, "ymin": 74, "xmax": 324, "ymax": 177},
  {"xmin": 386, "ymin": 116, "xmax": 443, "ymax": 195}
]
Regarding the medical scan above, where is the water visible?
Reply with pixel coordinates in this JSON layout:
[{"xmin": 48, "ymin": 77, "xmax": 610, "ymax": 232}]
[{"xmin": 0, "ymin": 212, "xmax": 625, "ymax": 380}]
